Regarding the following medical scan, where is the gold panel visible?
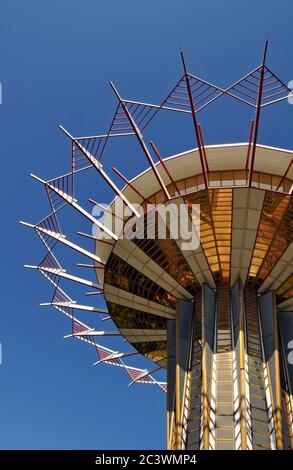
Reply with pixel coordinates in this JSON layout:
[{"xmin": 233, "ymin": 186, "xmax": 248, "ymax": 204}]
[
  {"xmin": 186, "ymin": 188, "xmax": 233, "ymax": 286},
  {"xmin": 106, "ymin": 302, "xmax": 167, "ymax": 362},
  {"xmin": 105, "ymin": 253, "xmax": 176, "ymax": 308},
  {"xmin": 132, "ymin": 341, "xmax": 167, "ymax": 363},
  {"xmin": 107, "ymin": 302, "xmax": 167, "ymax": 330},
  {"xmin": 276, "ymin": 274, "xmax": 293, "ymax": 304},
  {"xmin": 248, "ymin": 192, "xmax": 293, "ymax": 287},
  {"xmin": 134, "ymin": 217, "xmax": 199, "ymax": 295}
]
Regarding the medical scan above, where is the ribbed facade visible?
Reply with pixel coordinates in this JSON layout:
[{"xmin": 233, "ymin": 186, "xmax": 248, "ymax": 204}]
[{"xmin": 100, "ymin": 144, "xmax": 293, "ymax": 450}]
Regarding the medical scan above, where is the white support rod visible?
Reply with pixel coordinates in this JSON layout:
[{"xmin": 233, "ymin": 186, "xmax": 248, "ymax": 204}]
[
  {"xmin": 51, "ymin": 303, "xmax": 93, "ymax": 330},
  {"xmin": 24, "ymin": 265, "xmax": 101, "ymax": 289},
  {"xmin": 85, "ymin": 291, "xmax": 104, "ymax": 296},
  {"xmin": 59, "ymin": 125, "xmax": 75, "ymax": 140},
  {"xmin": 109, "ymin": 81, "xmax": 171, "ymax": 201},
  {"xmin": 77, "ymin": 263, "xmax": 99, "ymax": 268},
  {"xmin": 40, "ymin": 302, "xmax": 108, "ymax": 314},
  {"xmin": 93, "ymin": 350, "xmax": 139, "ymax": 365},
  {"xmin": 59, "ymin": 125, "xmax": 140, "ymax": 217},
  {"xmin": 64, "ymin": 331, "xmax": 120, "ymax": 339},
  {"xmin": 64, "ymin": 331, "xmax": 94, "ymax": 339},
  {"xmin": 30, "ymin": 174, "xmax": 118, "ymax": 241},
  {"xmin": 33, "ymin": 225, "xmax": 105, "ymax": 265},
  {"xmin": 75, "ymin": 141, "xmax": 141, "ymax": 218},
  {"xmin": 60, "ymin": 303, "xmax": 107, "ymax": 314},
  {"xmin": 128, "ymin": 366, "xmax": 162, "ymax": 387},
  {"xmin": 25, "ymin": 264, "xmax": 65, "ymax": 272},
  {"xmin": 20, "ymin": 221, "xmax": 35, "ymax": 228}
]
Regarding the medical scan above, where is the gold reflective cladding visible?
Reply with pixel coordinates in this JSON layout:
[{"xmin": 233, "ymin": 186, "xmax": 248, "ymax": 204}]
[
  {"xmin": 107, "ymin": 302, "xmax": 167, "ymax": 330},
  {"xmin": 248, "ymin": 192, "xmax": 293, "ymax": 287},
  {"xmin": 103, "ymin": 183, "xmax": 292, "ymax": 365},
  {"xmin": 134, "ymin": 213, "xmax": 199, "ymax": 295},
  {"xmin": 186, "ymin": 189, "xmax": 233, "ymax": 285},
  {"xmin": 107, "ymin": 302, "xmax": 168, "ymax": 363},
  {"xmin": 105, "ymin": 253, "xmax": 176, "ymax": 309},
  {"xmin": 276, "ymin": 274, "xmax": 293, "ymax": 303},
  {"xmin": 132, "ymin": 341, "xmax": 167, "ymax": 364}
]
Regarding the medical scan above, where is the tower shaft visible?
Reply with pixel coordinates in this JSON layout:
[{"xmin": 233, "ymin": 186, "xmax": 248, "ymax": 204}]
[{"xmin": 167, "ymin": 282, "xmax": 293, "ymax": 450}]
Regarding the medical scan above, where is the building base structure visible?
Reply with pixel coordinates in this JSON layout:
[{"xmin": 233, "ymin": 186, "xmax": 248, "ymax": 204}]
[{"xmin": 167, "ymin": 285, "xmax": 293, "ymax": 450}]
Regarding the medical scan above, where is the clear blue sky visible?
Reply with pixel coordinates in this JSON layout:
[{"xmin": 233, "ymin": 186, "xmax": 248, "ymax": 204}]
[{"xmin": 0, "ymin": 0, "xmax": 292, "ymax": 450}]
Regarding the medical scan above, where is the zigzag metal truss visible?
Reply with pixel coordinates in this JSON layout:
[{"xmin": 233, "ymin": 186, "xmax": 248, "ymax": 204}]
[
  {"xmin": 21, "ymin": 208, "xmax": 166, "ymax": 391},
  {"xmin": 64, "ymin": 41, "xmax": 291, "ymax": 192},
  {"xmin": 21, "ymin": 41, "xmax": 291, "ymax": 395}
]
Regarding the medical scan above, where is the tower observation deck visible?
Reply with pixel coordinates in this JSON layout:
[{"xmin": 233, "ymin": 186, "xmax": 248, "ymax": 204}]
[{"xmin": 22, "ymin": 42, "xmax": 293, "ymax": 450}]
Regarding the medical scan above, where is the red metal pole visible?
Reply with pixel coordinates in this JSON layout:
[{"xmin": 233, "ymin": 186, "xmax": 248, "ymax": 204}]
[
  {"xmin": 245, "ymin": 120, "xmax": 255, "ymax": 171},
  {"xmin": 88, "ymin": 198, "xmax": 125, "ymax": 222},
  {"xmin": 197, "ymin": 123, "xmax": 209, "ymax": 173},
  {"xmin": 180, "ymin": 51, "xmax": 208, "ymax": 189},
  {"xmin": 149, "ymin": 141, "xmax": 180, "ymax": 194},
  {"xmin": 112, "ymin": 166, "xmax": 152, "ymax": 204},
  {"xmin": 248, "ymin": 40, "xmax": 269, "ymax": 187},
  {"xmin": 276, "ymin": 158, "xmax": 293, "ymax": 191},
  {"xmin": 110, "ymin": 82, "xmax": 171, "ymax": 201}
]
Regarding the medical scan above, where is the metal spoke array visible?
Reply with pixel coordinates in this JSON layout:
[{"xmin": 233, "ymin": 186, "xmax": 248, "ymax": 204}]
[
  {"xmin": 22, "ymin": 41, "xmax": 291, "ymax": 397},
  {"xmin": 27, "ymin": 235, "xmax": 167, "ymax": 390},
  {"xmin": 21, "ymin": 207, "xmax": 166, "ymax": 392}
]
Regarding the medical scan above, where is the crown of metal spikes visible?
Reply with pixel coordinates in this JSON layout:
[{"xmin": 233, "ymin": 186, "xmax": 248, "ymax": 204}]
[{"xmin": 21, "ymin": 41, "xmax": 292, "ymax": 393}]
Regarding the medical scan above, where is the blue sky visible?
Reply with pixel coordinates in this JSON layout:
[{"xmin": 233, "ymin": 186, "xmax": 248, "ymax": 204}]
[{"xmin": 0, "ymin": 0, "xmax": 292, "ymax": 450}]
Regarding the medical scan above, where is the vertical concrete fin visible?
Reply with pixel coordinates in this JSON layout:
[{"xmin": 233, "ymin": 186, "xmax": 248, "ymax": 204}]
[
  {"xmin": 167, "ymin": 319, "xmax": 176, "ymax": 449},
  {"xmin": 278, "ymin": 311, "xmax": 293, "ymax": 449},
  {"xmin": 185, "ymin": 289, "xmax": 203, "ymax": 450},
  {"xmin": 244, "ymin": 289, "xmax": 272, "ymax": 449},
  {"xmin": 175, "ymin": 299, "xmax": 193, "ymax": 449},
  {"xmin": 259, "ymin": 291, "xmax": 283, "ymax": 450},
  {"xmin": 232, "ymin": 280, "xmax": 249, "ymax": 449},
  {"xmin": 202, "ymin": 284, "xmax": 216, "ymax": 450}
]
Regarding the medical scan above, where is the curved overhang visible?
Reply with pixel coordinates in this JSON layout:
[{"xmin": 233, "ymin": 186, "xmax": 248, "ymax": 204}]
[
  {"xmin": 113, "ymin": 143, "xmax": 293, "ymax": 204},
  {"xmin": 94, "ymin": 143, "xmax": 293, "ymax": 361}
]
